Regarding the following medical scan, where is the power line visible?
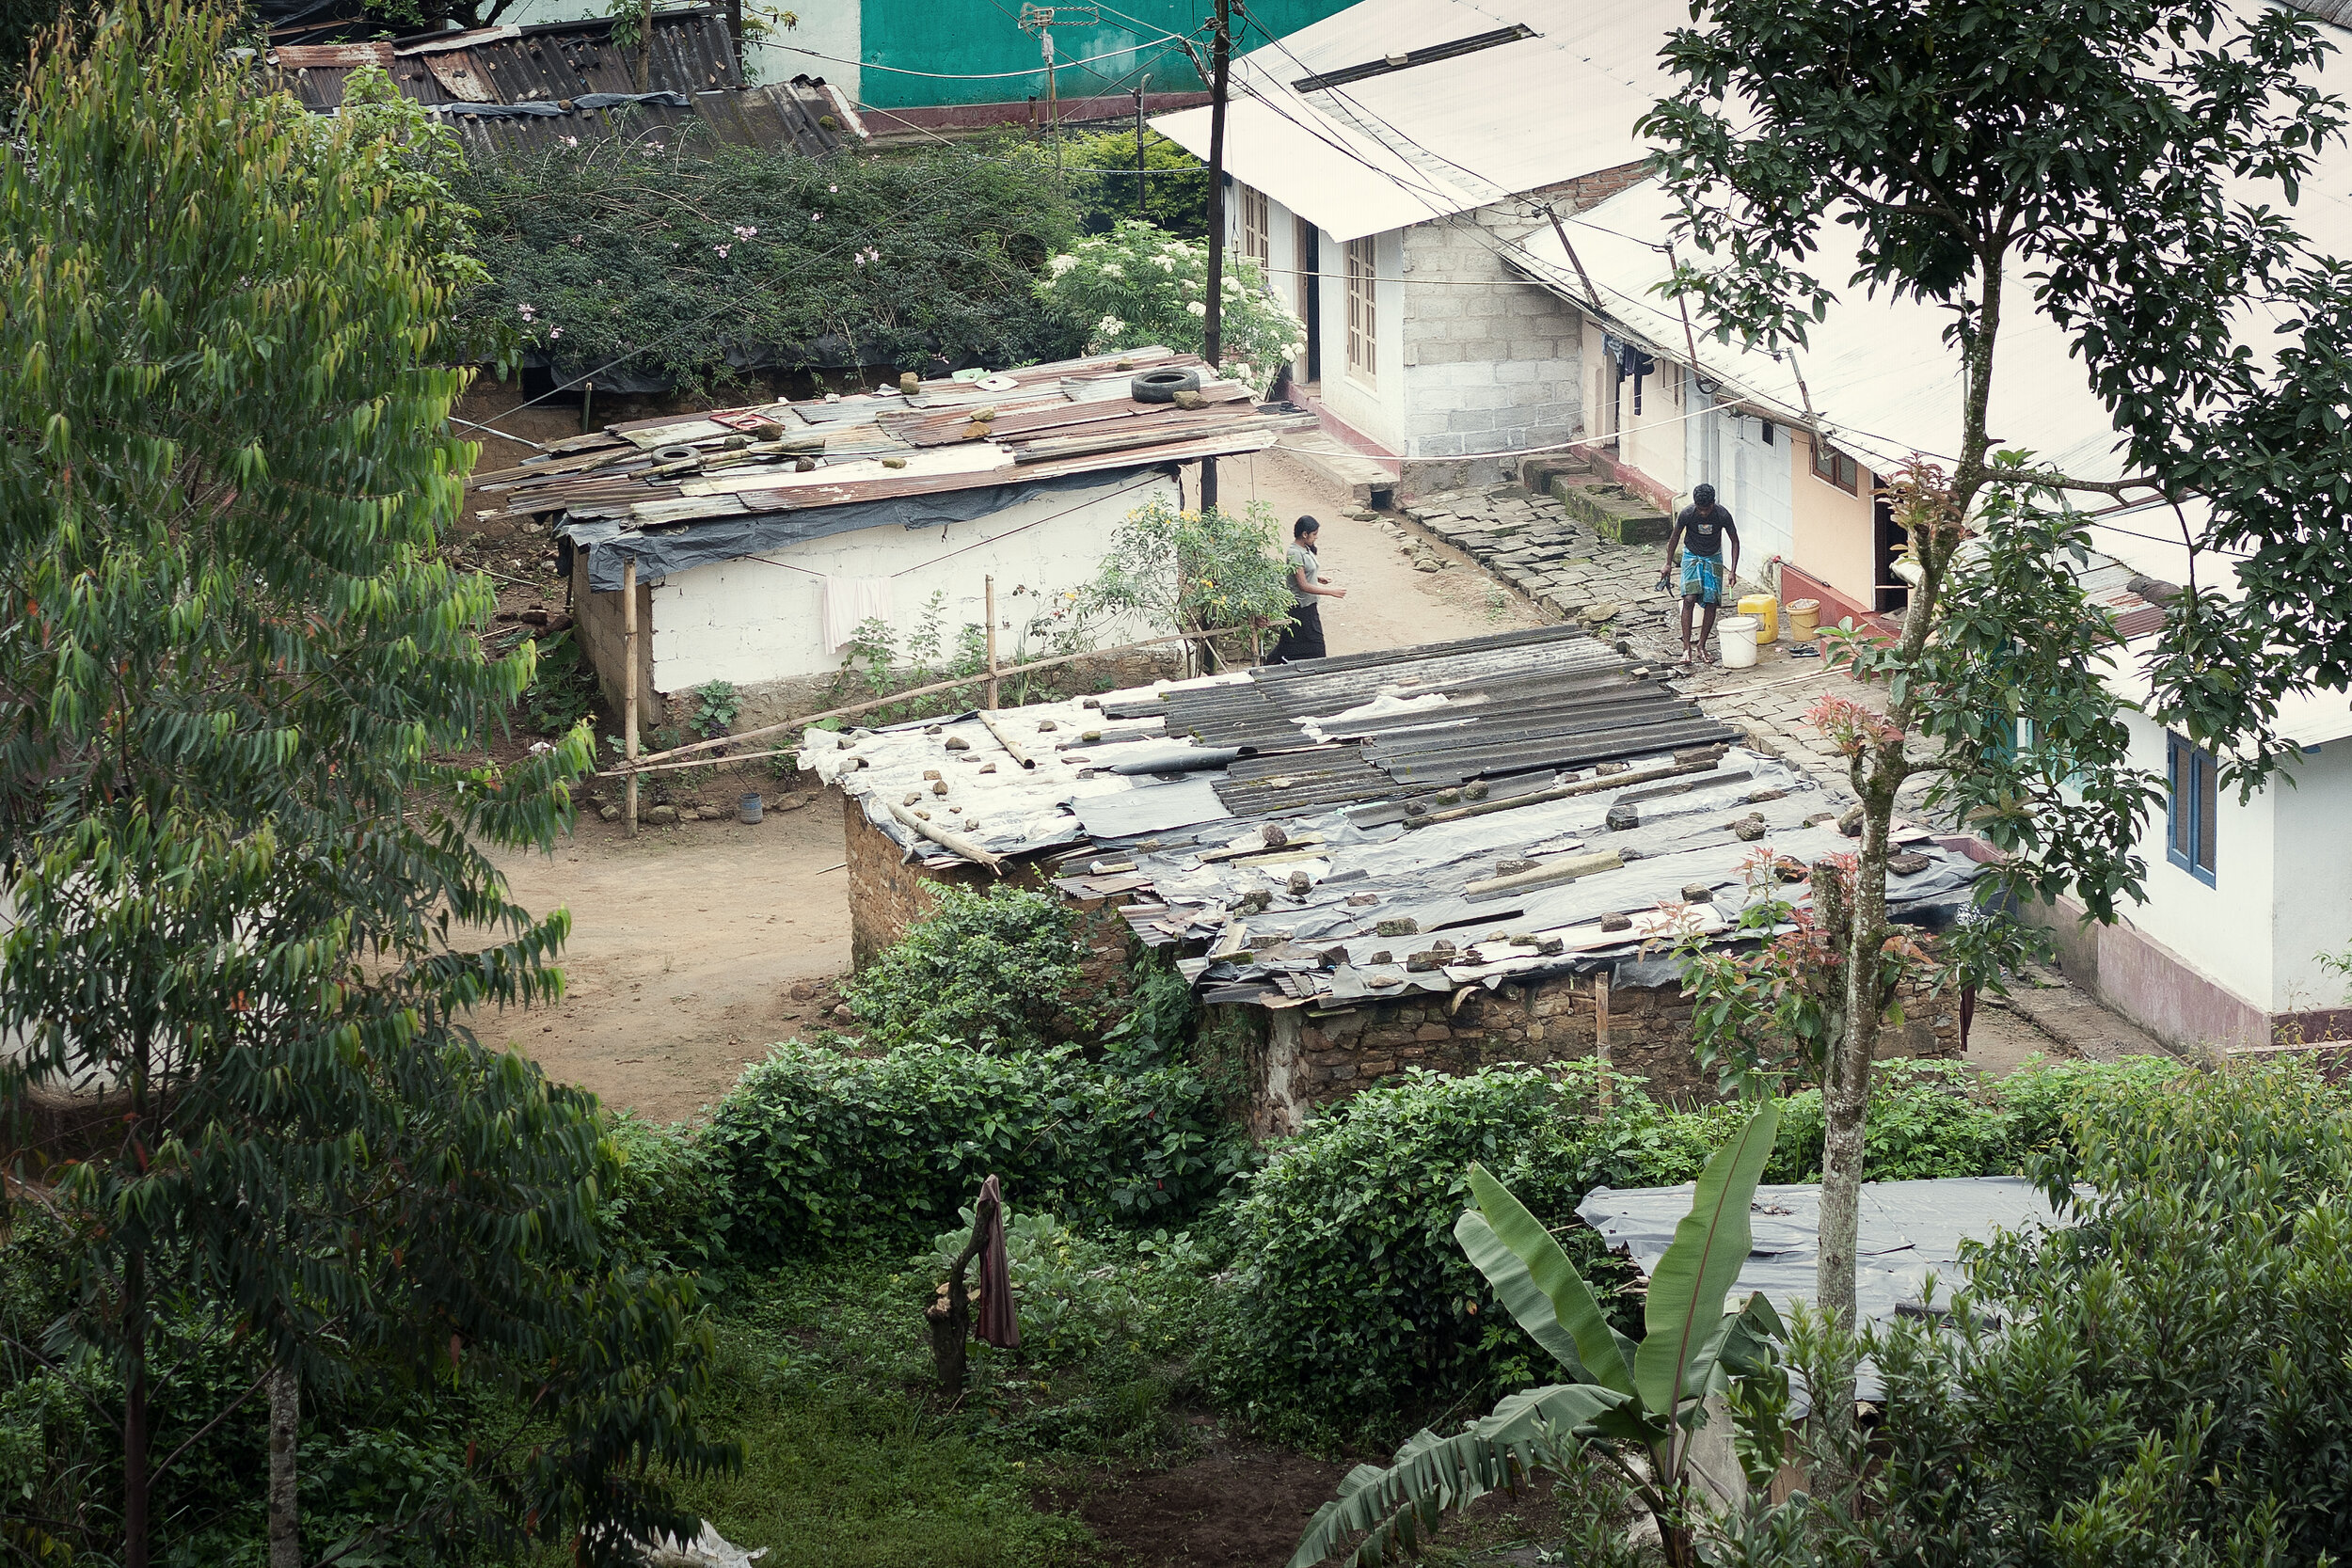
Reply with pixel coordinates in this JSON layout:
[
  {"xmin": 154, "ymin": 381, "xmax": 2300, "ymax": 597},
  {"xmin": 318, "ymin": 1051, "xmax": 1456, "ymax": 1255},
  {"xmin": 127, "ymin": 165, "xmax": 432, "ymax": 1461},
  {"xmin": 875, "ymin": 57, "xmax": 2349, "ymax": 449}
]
[{"xmin": 761, "ymin": 34, "xmax": 1186, "ymax": 81}]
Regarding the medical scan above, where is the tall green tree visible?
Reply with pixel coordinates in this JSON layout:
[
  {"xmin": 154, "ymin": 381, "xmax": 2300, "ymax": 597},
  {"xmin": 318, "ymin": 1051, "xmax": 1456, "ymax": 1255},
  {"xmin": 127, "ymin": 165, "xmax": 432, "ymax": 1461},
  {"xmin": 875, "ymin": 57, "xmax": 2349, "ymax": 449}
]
[
  {"xmin": 0, "ymin": 5, "xmax": 730, "ymax": 1563},
  {"xmin": 1640, "ymin": 0, "xmax": 2352, "ymax": 1337}
]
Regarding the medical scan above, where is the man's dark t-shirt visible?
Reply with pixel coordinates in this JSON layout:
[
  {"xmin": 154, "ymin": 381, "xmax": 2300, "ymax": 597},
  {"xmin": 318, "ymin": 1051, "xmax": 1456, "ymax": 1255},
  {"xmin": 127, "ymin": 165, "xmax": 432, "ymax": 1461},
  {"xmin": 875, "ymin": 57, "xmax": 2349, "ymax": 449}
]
[{"xmin": 1678, "ymin": 504, "xmax": 1733, "ymax": 557}]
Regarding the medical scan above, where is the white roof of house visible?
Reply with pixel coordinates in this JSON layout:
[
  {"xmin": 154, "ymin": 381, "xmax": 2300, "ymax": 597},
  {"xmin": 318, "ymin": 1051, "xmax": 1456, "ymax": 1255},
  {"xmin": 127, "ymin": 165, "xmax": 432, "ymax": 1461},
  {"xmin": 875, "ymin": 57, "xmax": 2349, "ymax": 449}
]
[{"xmin": 1152, "ymin": 0, "xmax": 1692, "ymax": 241}]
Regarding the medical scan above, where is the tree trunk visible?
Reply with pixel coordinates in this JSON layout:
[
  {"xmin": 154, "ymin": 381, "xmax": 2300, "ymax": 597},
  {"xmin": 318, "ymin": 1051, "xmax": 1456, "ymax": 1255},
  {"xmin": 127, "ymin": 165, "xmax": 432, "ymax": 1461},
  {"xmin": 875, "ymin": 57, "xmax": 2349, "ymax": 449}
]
[
  {"xmin": 269, "ymin": 1365, "xmax": 301, "ymax": 1568},
  {"xmin": 1817, "ymin": 783, "xmax": 1893, "ymax": 1329},
  {"xmin": 123, "ymin": 1245, "xmax": 150, "ymax": 1568}
]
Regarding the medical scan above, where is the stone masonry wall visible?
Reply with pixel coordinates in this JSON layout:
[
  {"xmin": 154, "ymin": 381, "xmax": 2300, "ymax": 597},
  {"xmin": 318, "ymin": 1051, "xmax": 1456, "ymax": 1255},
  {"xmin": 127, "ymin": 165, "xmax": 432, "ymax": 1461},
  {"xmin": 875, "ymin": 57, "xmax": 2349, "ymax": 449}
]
[
  {"xmin": 1248, "ymin": 966, "xmax": 1962, "ymax": 1135},
  {"xmin": 836, "ymin": 788, "xmax": 1134, "ymax": 1009},
  {"xmin": 1399, "ymin": 163, "xmax": 1650, "ymax": 491}
]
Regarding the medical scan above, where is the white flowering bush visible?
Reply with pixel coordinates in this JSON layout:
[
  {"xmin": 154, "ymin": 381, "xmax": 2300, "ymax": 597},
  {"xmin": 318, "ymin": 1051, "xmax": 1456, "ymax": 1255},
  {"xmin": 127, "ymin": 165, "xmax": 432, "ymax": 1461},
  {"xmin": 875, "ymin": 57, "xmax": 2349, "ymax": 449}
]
[{"xmin": 1037, "ymin": 220, "xmax": 1306, "ymax": 396}]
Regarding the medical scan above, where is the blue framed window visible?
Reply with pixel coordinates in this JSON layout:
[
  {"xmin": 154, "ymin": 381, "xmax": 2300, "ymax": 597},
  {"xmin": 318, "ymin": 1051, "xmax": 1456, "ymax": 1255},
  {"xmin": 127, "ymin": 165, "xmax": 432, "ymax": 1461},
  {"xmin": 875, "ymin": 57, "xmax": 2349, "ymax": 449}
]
[{"xmin": 2166, "ymin": 732, "xmax": 2217, "ymax": 885}]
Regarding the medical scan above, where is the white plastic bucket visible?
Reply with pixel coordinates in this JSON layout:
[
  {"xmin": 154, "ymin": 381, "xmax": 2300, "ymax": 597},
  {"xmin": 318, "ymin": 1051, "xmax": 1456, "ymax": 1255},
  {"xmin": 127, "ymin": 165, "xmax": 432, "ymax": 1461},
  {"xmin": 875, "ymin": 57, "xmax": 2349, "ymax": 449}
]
[{"xmin": 1718, "ymin": 615, "xmax": 1760, "ymax": 670}]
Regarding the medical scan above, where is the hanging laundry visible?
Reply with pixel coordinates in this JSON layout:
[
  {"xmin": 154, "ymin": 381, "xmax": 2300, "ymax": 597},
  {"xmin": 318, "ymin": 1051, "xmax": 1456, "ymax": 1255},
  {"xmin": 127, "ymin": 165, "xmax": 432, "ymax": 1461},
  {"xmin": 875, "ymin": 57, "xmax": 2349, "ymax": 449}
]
[{"xmin": 820, "ymin": 576, "xmax": 894, "ymax": 651}]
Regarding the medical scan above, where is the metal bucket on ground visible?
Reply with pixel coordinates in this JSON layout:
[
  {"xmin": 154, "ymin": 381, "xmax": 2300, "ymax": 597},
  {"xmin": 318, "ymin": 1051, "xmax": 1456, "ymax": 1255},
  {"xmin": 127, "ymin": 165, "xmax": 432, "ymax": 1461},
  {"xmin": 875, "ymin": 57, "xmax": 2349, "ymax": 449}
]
[
  {"xmin": 1787, "ymin": 598, "xmax": 1821, "ymax": 640},
  {"xmin": 1718, "ymin": 615, "xmax": 1760, "ymax": 670}
]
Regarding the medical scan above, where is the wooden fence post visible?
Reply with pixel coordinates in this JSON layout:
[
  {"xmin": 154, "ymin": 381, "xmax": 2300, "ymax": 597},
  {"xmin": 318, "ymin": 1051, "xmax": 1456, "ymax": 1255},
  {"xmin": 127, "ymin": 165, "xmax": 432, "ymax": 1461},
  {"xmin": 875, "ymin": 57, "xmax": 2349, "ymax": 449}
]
[
  {"xmin": 1595, "ymin": 970, "xmax": 1613, "ymax": 1111},
  {"xmin": 984, "ymin": 575, "xmax": 1000, "ymax": 710},
  {"xmin": 622, "ymin": 555, "xmax": 639, "ymax": 838}
]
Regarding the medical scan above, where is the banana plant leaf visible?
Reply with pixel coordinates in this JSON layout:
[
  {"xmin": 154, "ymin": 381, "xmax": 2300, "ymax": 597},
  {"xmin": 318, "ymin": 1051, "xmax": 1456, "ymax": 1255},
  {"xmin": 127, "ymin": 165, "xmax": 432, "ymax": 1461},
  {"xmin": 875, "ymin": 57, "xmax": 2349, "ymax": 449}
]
[
  {"xmin": 1456, "ymin": 1164, "xmax": 1636, "ymax": 1394},
  {"xmin": 1284, "ymin": 1383, "xmax": 1633, "ymax": 1568},
  {"xmin": 1631, "ymin": 1101, "xmax": 1781, "ymax": 1453}
]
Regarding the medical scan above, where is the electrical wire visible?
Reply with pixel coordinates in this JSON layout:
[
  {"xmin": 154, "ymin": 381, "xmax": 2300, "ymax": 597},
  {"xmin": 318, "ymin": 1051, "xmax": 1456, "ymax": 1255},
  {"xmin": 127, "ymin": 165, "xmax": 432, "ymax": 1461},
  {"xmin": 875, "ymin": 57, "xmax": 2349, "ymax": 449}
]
[{"xmin": 764, "ymin": 34, "xmax": 1187, "ymax": 80}]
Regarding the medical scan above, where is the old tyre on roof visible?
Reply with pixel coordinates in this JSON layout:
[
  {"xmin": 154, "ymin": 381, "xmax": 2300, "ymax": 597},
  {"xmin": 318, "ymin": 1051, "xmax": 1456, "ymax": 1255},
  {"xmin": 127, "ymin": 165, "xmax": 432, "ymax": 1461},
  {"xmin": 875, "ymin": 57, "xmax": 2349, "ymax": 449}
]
[{"xmin": 1130, "ymin": 367, "xmax": 1201, "ymax": 404}]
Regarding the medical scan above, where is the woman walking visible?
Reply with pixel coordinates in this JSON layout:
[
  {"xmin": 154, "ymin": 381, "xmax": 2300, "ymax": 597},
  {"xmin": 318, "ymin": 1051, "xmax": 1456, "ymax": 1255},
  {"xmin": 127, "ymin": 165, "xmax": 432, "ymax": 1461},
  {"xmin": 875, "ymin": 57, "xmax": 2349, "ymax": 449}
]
[{"xmin": 1270, "ymin": 515, "xmax": 1346, "ymax": 663}]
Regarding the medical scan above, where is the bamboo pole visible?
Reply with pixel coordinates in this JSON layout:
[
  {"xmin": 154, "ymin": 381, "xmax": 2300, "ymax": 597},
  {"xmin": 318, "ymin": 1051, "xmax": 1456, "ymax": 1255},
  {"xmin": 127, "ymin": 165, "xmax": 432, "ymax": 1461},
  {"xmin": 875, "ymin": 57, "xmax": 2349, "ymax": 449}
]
[
  {"xmin": 622, "ymin": 556, "xmax": 639, "ymax": 837},
  {"xmin": 984, "ymin": 576, "xmax": 1000, "ymax": 711},
  {"xmin": 604, "ymin": 629, "xmax": 1211, "ymax": 776},
  {"xmin": 977, "ymin": 710, "xmax": 1036, "ymax": 769},
  {"xmin": 889, "ymin": 800, "xmax": 1004, "ymax": 872}
]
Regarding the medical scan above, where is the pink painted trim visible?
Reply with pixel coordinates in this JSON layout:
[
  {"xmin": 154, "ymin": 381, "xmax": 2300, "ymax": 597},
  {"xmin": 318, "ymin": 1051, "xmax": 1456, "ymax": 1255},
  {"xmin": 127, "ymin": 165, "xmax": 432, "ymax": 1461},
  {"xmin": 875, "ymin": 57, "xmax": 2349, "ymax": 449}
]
[{"xmin": 1293, "ymin": 387, "xmax": 1404, "ymax": 478}]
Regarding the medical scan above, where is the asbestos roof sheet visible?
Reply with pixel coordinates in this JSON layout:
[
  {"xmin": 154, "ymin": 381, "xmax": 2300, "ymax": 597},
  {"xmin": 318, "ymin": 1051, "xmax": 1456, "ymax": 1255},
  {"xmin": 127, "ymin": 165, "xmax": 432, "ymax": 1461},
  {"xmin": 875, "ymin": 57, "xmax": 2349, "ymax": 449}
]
[
  {"xmin": 1579, "ymin": 1176, "xmax": 2070, "ymax": 1327},
  {"xmin": 1151, "ymin": 0, "xmax": 1690, "ymax": 240},
  {"xmin": 802, "ymin": 624, "xmax": 1983, "ymax": 1008}
]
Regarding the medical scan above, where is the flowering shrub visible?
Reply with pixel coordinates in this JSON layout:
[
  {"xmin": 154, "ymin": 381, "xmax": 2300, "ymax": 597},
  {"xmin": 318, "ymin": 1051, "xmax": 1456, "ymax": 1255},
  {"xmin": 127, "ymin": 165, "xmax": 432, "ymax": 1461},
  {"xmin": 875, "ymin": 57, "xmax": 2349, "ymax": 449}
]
[{"xmin": 1037, "ymin": 220, "xmax": 1306, "ymax": 395}]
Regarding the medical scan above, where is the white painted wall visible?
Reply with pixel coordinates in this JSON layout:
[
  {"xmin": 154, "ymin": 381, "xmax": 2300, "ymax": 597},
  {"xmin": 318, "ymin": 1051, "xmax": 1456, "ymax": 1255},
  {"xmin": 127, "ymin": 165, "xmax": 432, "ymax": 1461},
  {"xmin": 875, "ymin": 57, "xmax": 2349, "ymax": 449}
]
[
  {"xmin": 2264, "ymin": 739, "xmax": 2352, "ymax": 1014},
  {"xmin": 1312, "ymin": 226, "xmax": 1410, "ymax": 453},
  {"xmin": 2116, "ymin": 709, "xmax": 2277, "ymax": 1014},
  {"xmin": 1616, "ymin": 352, "xmax": 1689, "ymax": 494},
  {"xmin": 646, "ymin": 473, "xmax": 1172, "ymax": 691},
  {"xmin": 746, "ymin": 11, "xmax": 860, "ymax": 95}
]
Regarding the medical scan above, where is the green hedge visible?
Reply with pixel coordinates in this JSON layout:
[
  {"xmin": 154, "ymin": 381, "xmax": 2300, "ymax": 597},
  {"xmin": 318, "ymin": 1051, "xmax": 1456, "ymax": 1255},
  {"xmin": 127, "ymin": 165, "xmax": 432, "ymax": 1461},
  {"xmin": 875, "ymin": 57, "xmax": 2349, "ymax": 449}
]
[{"xmin": 702, "ymin": 1042, "xmax": 1249, "ymax": 1257}]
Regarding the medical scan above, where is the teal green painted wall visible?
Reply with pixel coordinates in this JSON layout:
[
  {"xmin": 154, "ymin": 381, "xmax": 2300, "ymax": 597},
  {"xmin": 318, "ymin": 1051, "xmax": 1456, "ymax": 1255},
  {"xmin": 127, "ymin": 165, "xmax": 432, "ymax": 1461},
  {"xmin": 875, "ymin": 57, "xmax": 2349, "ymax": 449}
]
[{"xmin": 856, "ymin": 0, "xmax": 1353, "ymax": 108}]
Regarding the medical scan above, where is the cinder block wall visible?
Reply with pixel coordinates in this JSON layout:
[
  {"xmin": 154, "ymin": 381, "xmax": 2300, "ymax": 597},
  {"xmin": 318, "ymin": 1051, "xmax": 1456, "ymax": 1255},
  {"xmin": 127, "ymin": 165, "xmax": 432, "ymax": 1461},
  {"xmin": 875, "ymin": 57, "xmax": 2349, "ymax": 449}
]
[
  {"xmin": 1398, "ymin": 163, "xmax": 1648, "ymax": 490},
  {"xmin": 1247, "ymin": 966, "xmax": 1961, "ymax": 1135}
]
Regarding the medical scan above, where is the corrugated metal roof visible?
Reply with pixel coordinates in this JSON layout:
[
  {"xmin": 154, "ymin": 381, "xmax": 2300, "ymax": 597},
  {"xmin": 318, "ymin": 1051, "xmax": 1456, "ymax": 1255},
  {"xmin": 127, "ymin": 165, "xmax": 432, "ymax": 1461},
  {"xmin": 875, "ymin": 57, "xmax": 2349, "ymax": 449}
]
[
  {"xmin": 801, "ymin": 625, "xmax": 1981, "ymax": 1008},
  {"xmin": 495, "ymin": 349, "xmax": 1313, "ymax": 581},
  {"xmin": 266, "ymin": 8, "xmax": 861, "ymax": 157},
  {"xmin": 1152, "ymin": 0, "xmax": 1690, "ymax": 240}
]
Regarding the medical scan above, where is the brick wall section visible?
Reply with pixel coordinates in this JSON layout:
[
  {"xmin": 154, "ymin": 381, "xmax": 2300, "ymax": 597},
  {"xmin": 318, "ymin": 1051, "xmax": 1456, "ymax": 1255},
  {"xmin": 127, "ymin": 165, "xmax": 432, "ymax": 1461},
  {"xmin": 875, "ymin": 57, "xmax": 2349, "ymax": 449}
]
[
  {"xmin": 1397, "ymin": 162, "xmax": 1649, "ymax": 490},
  {"xmin": 1250, "ymin": 964, "xmax": 1962, "ymax": 1132}
]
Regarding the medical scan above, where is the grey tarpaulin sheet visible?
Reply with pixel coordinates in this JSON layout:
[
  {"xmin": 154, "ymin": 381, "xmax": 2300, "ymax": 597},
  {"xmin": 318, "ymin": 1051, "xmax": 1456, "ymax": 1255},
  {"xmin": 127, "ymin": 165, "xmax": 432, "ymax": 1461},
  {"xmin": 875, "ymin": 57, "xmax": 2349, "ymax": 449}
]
[
  {"xmin": 563, "ymin": 469, "xmax": 1166, "ymax": 590},
  {"xmin": 1072, "ymin": 776, "xmax": 1233, "ymax": 839},
  {"xmin": 1578, "ymin": 1176, "xmax": 2068, "ymax": 1325}
]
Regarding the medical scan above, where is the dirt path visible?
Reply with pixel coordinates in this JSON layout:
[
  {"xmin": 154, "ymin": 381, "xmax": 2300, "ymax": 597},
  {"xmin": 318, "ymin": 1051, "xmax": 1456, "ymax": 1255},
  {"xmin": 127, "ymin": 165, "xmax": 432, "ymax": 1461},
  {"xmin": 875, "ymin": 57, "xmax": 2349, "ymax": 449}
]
[
  {"xmin": 1220, "ymin": 448, "xmax": 1548, "ymax": 655},
  {"xmin": 479, "ymin": 796, "xmax": 853, "ymax": 1123}
]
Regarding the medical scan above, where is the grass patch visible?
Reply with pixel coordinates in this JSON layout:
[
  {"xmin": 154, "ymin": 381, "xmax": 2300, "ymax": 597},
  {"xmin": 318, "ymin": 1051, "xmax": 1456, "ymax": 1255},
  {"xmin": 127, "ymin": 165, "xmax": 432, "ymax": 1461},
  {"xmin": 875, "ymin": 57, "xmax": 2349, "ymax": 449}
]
[{"xmin": 660, "ymin": 1259, "xmax": 1136, "ymax": 1566}]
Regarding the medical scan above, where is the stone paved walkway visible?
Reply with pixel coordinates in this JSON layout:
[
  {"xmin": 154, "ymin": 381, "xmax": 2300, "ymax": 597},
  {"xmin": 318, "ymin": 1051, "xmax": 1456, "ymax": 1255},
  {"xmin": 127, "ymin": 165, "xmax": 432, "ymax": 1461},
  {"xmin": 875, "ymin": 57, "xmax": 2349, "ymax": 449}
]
[{"xmin": 1398, "ymin": 480, "xmax": 1908, "ymax": 805}]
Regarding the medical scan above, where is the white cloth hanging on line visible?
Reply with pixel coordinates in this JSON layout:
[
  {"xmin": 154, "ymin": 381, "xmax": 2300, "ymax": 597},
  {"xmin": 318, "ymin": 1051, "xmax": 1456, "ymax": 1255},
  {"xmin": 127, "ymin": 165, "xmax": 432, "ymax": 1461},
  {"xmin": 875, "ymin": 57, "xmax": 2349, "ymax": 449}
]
[{"xmin": 820, "ymin": 576, "xmax": 895, "ymax": 652}]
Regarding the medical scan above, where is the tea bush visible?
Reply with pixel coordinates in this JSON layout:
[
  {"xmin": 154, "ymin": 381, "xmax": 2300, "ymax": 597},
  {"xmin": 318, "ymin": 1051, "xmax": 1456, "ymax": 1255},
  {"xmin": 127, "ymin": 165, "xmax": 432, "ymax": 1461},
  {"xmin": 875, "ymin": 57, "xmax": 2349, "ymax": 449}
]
[
  {"xmin": 1820, "ymin": 1062, "xmax": 2352, "ymax": 1566},
  {"xmin": 706, "ymin": 1041, "xmax": 1251, "ymax": 1256},
  {"xmin": 844, "ymin": 883, "xmax": 1091, "ymax": 1051},
  {"xmin": 1765, "ymin": 1054, "xmax": 2185, "ymax": 1182}
]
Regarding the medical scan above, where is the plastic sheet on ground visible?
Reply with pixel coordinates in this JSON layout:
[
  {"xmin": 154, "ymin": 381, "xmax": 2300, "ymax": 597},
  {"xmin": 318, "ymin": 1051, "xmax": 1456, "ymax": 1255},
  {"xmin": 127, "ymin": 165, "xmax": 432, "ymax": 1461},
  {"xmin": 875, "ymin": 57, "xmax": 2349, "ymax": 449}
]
[{"xmin": 1577, "ymin": 1176, "xmax": 2070, "ymax": 1325}]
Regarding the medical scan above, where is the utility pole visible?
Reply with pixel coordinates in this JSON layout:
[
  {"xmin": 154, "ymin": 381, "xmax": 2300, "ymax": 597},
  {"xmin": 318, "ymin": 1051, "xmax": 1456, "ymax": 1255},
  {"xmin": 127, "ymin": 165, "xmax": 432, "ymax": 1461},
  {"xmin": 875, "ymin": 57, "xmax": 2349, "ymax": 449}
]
[
  {"xmin": 1134, "ymin": 76, "xmax": 1150, "ymax": 223},
  {"xmin": 1200, "ymin": 0, "xmax": 1232, "ymax": 510}
]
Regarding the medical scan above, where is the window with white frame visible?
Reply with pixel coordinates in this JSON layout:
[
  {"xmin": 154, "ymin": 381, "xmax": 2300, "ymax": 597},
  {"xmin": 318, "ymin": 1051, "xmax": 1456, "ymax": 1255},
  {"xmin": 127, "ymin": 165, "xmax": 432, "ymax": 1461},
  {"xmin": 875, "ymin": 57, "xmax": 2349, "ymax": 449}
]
[
  {"xmin": 2167, "ymin": 731, "xmax": 2218, "ymax": 884},
  {"xmin": 1344, "ymin": 235, "xmax": 1377, "ymax": 385},
  {"xmin": 1237, "ymin": 184, "xmax": 1271, "ymax": 276}
]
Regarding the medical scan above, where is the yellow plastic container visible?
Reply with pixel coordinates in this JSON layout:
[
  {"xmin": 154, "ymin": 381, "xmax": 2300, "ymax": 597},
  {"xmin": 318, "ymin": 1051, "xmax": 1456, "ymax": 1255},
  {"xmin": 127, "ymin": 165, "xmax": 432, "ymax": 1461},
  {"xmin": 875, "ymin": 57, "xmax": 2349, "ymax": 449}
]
[
  {"xmin": 1787, "ymin": 598, "xmax": 1820, "ymax": 640},
  {"xmin": 1736, "ymin": 594, "xmax": 1779, "ymax": 643}
]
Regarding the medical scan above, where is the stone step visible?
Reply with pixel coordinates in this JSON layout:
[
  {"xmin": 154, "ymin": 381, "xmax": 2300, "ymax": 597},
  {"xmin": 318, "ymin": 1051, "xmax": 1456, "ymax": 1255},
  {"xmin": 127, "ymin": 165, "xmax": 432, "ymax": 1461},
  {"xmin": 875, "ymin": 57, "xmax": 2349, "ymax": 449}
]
[
  {"xmin": 1550, "ymin": 476, "xmax": 1671, "ymax": 545},
  {"xmin": 1278, "ymin": 432, "xmax": 1398, "ymax": 507}
]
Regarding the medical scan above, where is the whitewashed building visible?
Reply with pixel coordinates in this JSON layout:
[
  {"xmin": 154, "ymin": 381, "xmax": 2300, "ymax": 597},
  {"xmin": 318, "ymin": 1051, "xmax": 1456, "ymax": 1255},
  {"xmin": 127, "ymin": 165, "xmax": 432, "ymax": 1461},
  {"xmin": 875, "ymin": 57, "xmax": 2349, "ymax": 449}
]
[
  {"xmin": 1153, "ymin": 0, "xmax": 1686, "ymax": 488},
  {"xmin": 1497, "ymin": 24, "xmax": 2352, "ymax": 1051},
  {"xmin": 469, "ymin": 351, "xmax": 1302, "ymax": 727}
]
